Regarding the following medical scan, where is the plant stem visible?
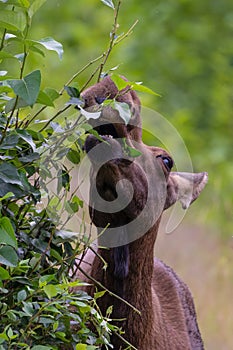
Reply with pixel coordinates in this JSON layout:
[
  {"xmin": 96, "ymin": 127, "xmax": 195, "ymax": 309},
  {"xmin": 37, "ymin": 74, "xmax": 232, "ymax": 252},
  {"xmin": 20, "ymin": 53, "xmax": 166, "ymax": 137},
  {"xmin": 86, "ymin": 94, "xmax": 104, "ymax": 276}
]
[
  {"xmin": 59, "ymin": 53, "xmax": 105, "ymax": 95},
  {"xmin": 77, "ymin": 265, "xmax": 141, "ymax": 315},
  {"xmin": 97, "ymin": 0, "xmax": 122, "ymax": 82},
  {"xmin": 0, "ymin": 28, "xmax": 7, "ymax": 51},
  {"xmin": 114, "ymin": 19, "xmax": 139, "ymax": 46},
  {"xmin": 38, "ymin": 104, "xmax": 71, "ymax": 132},
  {"xmin": 80, "ymin": 64, "xmax": 103, "ymax": 92}
]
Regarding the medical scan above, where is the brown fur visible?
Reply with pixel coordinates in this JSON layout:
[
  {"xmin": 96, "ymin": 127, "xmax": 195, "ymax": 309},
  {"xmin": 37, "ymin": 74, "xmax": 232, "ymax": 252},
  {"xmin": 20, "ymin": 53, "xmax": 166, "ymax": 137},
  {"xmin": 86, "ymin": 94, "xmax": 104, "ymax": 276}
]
[{"xmin": 74, "ymin": 77, "xmax": 206, "ymax": 350}]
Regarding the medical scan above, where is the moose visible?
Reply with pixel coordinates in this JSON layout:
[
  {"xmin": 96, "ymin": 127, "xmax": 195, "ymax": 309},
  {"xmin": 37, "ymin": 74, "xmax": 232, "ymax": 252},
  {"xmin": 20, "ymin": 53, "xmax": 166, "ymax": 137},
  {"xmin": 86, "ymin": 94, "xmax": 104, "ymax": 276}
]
[{"xmin": 75, "ymin": 76, "xmax": 207, "ymax": 350}]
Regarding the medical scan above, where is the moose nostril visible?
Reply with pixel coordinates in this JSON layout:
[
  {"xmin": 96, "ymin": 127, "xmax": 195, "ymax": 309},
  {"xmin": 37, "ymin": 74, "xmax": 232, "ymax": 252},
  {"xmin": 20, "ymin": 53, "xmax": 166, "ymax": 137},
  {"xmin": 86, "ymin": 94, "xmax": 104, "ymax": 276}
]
[{"xmin": 95, "ymin": 96, "xmax": 106, "ymax": 104}]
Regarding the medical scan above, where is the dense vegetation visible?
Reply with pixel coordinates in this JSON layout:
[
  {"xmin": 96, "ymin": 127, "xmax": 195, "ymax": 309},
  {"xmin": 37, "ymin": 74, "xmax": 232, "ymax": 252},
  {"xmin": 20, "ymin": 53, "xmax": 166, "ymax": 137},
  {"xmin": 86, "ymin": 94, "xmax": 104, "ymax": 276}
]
[{"xmin": 0, "ymin": 0, "xmax": 232, "ymax": 349}]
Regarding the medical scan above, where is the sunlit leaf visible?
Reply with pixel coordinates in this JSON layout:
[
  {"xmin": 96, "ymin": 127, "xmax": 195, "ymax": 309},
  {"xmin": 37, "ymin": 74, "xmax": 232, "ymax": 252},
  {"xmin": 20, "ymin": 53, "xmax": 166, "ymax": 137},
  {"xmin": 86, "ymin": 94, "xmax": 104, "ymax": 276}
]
[
  {"xmin": 100, "ymin": 0, "xmax": 115, "ymax": 10},
  {"xmin": 0, "ymin": 10, "xmax": 26, "ymax": 31},
  {"xmin": 16, "ymin": 129, "xmax": 37, "ymax": 151},
  {"xmin": 131, "ymin": 82, "xmax": 161, "ymax": 96},
  {"xmin": 112, "ymin": 101, "xmax": 131, "ymax": 125},
  {"xmin": 43, "ymin": 284, "xmax": 59, "ymax": 299},
  {"xmin": 75, "ymin": 344, "xmax": 87, "ymax": 350},
  {"xmin": 111, "ymin": 74, "xmax": 129, "ymax": 90},
  {"xmin": 34, "ymin": 37, "xmax": 63, "ymax": 60},
  {"xmin": 0, "ymin": 52, "xmax": 14, "ymax": 60},
  {"xmin": 79, "ymin": 106, "xmax": 101, "ymax": 120},
  {"xmin": 0, "ymin": 266, "xmax": 10, "ymax": 280},
  {"xmin": 0, "ymin": 192, "xmax": 14, "ymax": 201}
]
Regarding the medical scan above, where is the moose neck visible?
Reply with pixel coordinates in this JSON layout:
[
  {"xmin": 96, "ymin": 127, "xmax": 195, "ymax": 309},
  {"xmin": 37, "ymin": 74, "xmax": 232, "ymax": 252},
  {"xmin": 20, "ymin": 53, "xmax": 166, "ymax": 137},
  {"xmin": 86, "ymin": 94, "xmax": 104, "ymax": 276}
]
[
  {"xmin": 93, "ymin": 220, "xmax": 161, "ymax": 350},
  {"xmin": 96, "ymin": 219, "xmax": 161, "ymax": 308}
]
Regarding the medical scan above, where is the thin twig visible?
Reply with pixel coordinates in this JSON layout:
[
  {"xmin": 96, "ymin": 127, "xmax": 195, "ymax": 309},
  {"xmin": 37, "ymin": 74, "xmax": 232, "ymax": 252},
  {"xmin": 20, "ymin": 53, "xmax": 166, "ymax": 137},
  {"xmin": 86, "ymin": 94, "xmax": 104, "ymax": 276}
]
[
  {"xmin": 0, "ymin": 28, "xmax": 7, "ymax": 51},
  {"xmin": 77, "ymin": 265, "xmax": 141, "ymax": 315},
  {"xmin": 114, "ymin": 19, "xmax": 139, "ymax": 46},
  {"xmin": 97, "ymin": 0, "xmax": 122, "ymax": 82},
  {"xmin": 38, "ymin": 104, "xmax": 71, "ymax": 132},
  {"xmin": 80, "ymin": 64, "xmax": 103, "ymax": 92},
  {"xmin": 59, "ymin": 53, "xmax": 105, "ymax": 95}
]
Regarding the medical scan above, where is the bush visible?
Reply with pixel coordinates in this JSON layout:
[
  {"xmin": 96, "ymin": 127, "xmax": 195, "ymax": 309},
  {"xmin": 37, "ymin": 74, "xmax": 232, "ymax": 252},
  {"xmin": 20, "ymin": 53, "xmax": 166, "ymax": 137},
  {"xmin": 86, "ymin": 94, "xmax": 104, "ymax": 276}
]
[{"xmin": 0, "ymin": 1, "xmax": 123, "ymax": 349}]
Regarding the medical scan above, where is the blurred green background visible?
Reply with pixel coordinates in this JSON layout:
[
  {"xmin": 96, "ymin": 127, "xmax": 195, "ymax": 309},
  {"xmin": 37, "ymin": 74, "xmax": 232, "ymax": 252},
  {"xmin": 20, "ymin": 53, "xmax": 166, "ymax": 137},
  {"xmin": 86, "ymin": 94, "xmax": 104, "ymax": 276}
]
[{"xmin": 28, "ymin": 0, "xmax": 232, "ymax": 348}]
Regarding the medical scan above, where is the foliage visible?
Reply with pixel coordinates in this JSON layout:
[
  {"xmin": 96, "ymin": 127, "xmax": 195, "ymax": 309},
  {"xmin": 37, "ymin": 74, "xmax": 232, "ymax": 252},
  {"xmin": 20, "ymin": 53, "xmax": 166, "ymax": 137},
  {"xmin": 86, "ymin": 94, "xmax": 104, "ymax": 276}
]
[{"xmin": 0, "ymin": 1, "xmax": 135, "ymax": 349}]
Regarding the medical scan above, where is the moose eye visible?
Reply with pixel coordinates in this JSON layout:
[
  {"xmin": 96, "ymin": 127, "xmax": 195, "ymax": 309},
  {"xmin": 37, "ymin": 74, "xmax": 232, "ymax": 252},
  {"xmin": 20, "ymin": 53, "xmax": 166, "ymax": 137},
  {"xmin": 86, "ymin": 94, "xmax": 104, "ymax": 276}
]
[
  {"xmin": 95, "ymin": 96, "xmax": 106, "ymax": 104},
  {"xmin": 157, "ymin": 155, "xmax": 174, "ymax": 171},
  {"xmin": 162, "ymin": 156, "xmax": 173, "ymax": 170}
]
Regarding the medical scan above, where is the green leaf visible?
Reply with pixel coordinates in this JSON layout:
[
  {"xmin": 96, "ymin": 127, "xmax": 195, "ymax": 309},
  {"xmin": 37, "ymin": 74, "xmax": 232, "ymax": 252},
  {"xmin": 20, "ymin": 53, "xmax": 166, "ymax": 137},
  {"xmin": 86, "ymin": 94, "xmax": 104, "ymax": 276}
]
[
  {"xmin": 0, "ymin": 266, "xmax": 10, "ymax": 280},
  {"xmin": 64, "ymin": 85, "xmax": 80, "ymax": 98},
  {"xmin": 44, "ymin": 87, "xmax": 59, "ymax": 102},
  {"xmin": 94, "ymin": 290, "xmax": 106, "ymax": 299},
  {"xmin": 66, "ymin": 148, "xmax": 80, "ymax": 164},
  {"xmin": 100, "ymin": 0, "xmax": 115, "ymax": 10},
  {"xmin": 111, "ymin": 74, "xmax": 129, "ymax": 90},
  {"xmin": 5, "ymin": 97, "xmax": 29, "ymax": 113},
  {"xmin": 0, "ymin": 192, "xmax": 14, "ymax": 201},
  {"xmin": 57, "ymin": 168, "xmax": 70, "ymax": 193},
  {"xmin": 39, "ymin": 274, "xmax": 55, "ymax": 287},
  {"xmin": 0, "ymin": 163, "xmax": 22, "ymax": 186},
  {"xmin": 122, "ymin": 139, "xmax": 142, "ymax": 158},
  {"xmin": 76, "ymin": 345, "xmax": 87, "ymax": 350},
  {"xmin": 112, "ymin": 101, "xmax": 131, "ymax": 125},
  {"xmin": 0, "ymin": 217, "xmax": 17, "ymax": 248},
  {"xmin": 0, "ymin": 10, "xmax": 26, "ymax": 31},
  {"xmin": 0, "ymin": 85, "xmax": 12, "ymax": 94},
  {"xmin": 29, "ymin": 43, "xmax": 45, "ymax": 57},
  {"xmin": 18, "ymin": 0, "xmax": 30, "ymax": 8},
  {"xmin": 8, "ymin": 70, "xmax": 41, "ymax": 106},
  {"xmin": 22, "ymin": 301, "xmax": 34, "ymax": 316},
  {"xmin": 43, "ymin": 284, "xmax": 59, "ymax": 299},
  {"xmin": 0, "ymin": 0, "xmax": 30, "ymax": 8},
  {"xmin": 55, "ymin": 230, "xmax": 78, "ymax": 241},
  {"xmin": 125, "ymin": 146, "xmax": 142, "ymax": 158},
  {"xmin": 0, "ymin": 52, "xmax": 14, "ymax": 60},
  {"xmin": 37, "ymin": 90, "xmax": 55, "ymax": 107},
  {"xmin": 28, "ymin": 0, "xmax": 47, "ymax": 18},
  {"xmin": 18, "ymin": 152, "xmax": 40, "ymax": 163},
  {"xmin": 35, "ymin": 37, "xmax": 63, "ymax": 60},
  {"xmin": 131, "ymin": 82, "xmax": 160, "ymax": 96},
  {"xmin": 17, "ymin": 289, "xmax": 27, "ymax": 302},
  {"xmin": 16, "ymin": 129, "xmax": 37, "ymax": 151},
  {"xmin": 0, "ymin": 245, "xmax": 18, "ymax": 267}
]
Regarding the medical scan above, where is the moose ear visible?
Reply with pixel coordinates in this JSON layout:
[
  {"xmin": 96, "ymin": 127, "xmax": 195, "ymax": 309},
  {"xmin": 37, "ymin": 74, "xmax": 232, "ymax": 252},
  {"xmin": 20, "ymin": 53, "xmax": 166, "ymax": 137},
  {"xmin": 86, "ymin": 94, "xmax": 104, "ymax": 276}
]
[{"xmin": 164, "ymin": 172, "xmax": 208, "ymax": 210}]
